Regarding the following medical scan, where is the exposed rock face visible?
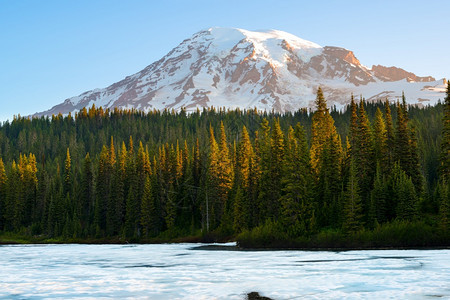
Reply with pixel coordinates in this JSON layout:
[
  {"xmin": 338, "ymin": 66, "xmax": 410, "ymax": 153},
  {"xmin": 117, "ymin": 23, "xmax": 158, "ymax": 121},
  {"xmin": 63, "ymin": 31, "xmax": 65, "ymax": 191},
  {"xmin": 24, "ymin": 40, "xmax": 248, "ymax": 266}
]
[
  {"xmin": 372, "ymin": 65, "xmax": 435, "ymax": 82},
  {"xmin": 34, "ymin": 27, "xmax": 445, "ymax": 117}
]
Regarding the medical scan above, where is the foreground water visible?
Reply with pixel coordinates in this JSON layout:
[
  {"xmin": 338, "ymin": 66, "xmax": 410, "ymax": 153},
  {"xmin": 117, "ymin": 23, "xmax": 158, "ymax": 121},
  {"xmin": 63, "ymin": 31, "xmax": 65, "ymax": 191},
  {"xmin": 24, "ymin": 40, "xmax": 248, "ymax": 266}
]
[{"xmin": 1, "ymin": 243, "xmax": 449, "ymax": 299}]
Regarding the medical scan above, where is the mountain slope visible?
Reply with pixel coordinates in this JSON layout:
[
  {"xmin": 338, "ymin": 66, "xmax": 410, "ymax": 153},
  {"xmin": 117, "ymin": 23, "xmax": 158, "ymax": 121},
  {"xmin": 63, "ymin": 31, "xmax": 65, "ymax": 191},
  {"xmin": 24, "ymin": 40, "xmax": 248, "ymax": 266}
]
[{"xmin": 36, "ymin": 27, "xmax": 446, "ymax": 116}]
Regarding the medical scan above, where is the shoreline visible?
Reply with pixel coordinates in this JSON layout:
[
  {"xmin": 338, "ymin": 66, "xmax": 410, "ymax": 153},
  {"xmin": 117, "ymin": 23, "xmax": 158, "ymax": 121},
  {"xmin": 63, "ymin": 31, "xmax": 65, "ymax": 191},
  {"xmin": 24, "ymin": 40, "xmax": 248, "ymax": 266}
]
[{"xmin": 1, "ymin": 237, "xmax": 449, "ymax": 251}]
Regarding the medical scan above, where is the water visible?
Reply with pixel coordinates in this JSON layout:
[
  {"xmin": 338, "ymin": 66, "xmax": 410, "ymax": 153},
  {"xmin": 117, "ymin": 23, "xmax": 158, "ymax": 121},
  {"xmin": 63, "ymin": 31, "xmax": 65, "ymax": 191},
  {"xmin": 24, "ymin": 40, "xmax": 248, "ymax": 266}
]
[{"xmin": 1, "ymin": 243, "xmax": 449, "ymax": 299}]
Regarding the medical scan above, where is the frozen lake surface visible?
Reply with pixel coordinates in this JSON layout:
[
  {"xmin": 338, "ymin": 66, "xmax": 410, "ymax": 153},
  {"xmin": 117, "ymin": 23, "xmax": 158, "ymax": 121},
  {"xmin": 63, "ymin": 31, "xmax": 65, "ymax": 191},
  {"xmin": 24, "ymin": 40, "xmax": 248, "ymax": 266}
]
[{"xmin": 1, "ymin": 243, "xmax": 450, "ymax": 299}]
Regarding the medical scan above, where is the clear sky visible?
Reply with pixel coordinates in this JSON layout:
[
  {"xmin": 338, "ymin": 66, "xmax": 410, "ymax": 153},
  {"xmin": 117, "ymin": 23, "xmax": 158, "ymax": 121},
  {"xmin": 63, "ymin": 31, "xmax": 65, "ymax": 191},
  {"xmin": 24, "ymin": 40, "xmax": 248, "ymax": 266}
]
[{"xmin": 1, "ymin": 0, "xmax": 448, "ymax": 121}]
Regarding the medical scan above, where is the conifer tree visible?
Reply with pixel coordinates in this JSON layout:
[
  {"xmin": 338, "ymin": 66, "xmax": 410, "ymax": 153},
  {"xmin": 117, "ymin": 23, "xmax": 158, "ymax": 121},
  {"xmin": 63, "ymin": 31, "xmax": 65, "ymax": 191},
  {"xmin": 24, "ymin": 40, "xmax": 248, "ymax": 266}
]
[
  {"xmin": 236, "ymin": 126, "xmax": 253, "ymax": 189},
  {"xmin": 310, "ymin": 88, "xmax": 342, "ymax": 227},
  {"xmin": 268, "ymin": 118, "xmax": 284, "ymax": 219},
  {"xmin": 80, "ymin": 153, "xmax": 94, "ymax": 226},
  {"xmin": 395, "ymin": 101, "xmax": 410, "ymax": 170},
  {"xmin": 310, "ymin": 87, "xmax": 339, "ymax": 174},
  {"xmin": 437, "ymin": 181, "xmax": 450, "ymax": 231},
  {"xmin": 280, "ymin": 125, "xmax": 314, "ymax": 235},
  {"xmin": 395, "ymin": 171, "xmax": 418, "ymax": 221},
  {"xmin": 355, "ymin": 100, "xmax": 375, "ymax": 204},
  {"xmin": 0, "ymin": 158, "xmax": 7, "ymax": 230},
  {"xmin": 165, "ymin": 184, "xmax": 176, "ymax": 231},
  {"xmin": 373, "ymin": 108, "xmax": 388, "ymax": 173},
  {"xmin": 256, "ymin": 118, "xmax": 272, "ymax": 224},
  {"xmin": 233, "ymin": 126, "xmax": 254, "ymax": 230},
  {"xmin": 233, "ymin": 186, "xmax": 247, "ymax": 233},
  {"xmin": 207, "ymin": 124, "xmax": 233, "ymax": 229},
  {"xmin": 408, "ymin": 126, "xmax": 423, "ymax": 193},
  {"xmin": 140, "ymin": 175, "xmax": 156, "ymax": 237},
  {"xmin": 370, "ymin": 164, "xmax": 388, "ymax": 224},
  {"xmin": 95, "ymin": 146, "xmax": 110, "ymax": 234},
  {"xmin": 384, "ymin": 99, "xmax": 396, "ymax": 170},
  {"xmin": 342, "ymin": 159, "xmax": 364, "ymax": 233},
  {"xmin": 441, "ymin": 81, "xmax": 450, "ymax": 180},
  {"xmin": 63, "ymin": 148, "xmax": 72, "ymax": 196},
  {"xmin": 349, "ymin": 94, "xmax": 359, "ymax": 152}
]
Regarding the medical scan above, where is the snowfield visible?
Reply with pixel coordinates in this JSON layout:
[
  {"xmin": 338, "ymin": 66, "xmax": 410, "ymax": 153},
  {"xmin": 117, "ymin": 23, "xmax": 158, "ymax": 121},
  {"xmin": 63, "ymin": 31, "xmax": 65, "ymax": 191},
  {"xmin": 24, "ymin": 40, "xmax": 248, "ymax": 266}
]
[
  {"xmin": 35, "ymin": 28, "xmax": 447, "ymax": 118},
  {"xmin": 1, "ymin": 243, "xmax": 449, "ymax": 299}
]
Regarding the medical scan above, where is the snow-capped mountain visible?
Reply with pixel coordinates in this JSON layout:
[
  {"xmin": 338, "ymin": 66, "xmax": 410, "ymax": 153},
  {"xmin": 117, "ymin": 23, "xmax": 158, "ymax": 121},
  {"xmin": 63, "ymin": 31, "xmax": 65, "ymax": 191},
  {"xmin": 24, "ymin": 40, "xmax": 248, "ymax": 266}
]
[{"xmin": 35, "ymin": 27, "xmax": 447, "ymax": 116}]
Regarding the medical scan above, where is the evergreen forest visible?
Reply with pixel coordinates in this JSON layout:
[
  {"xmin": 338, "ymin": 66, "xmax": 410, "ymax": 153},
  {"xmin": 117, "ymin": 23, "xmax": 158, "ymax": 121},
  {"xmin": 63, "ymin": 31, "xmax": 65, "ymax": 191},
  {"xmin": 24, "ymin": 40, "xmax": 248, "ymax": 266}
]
[{"xmin": 0, "ymin": 84, "xmax": 449, "ymax": 248}]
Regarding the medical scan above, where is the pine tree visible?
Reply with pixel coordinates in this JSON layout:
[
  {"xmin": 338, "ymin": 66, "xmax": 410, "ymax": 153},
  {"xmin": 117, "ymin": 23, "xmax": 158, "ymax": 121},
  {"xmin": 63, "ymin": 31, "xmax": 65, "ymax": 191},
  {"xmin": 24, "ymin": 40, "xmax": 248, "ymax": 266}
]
[
  {"xmin": 80, "ymin": 153, "xmax": 94, "ymax": 227},
  {"xmin": 310, "ymin": 88, "xmax": 342, "ymax": 227},
  {"xmin": 395, "ymin": 101, "xmax": 410, "ymax": 170},
  {"xmin": 256, "ymin": 118, "xmax": 272, "ymax": 224},
  {"xmin": 0, "ymin": 158, "xmax": 7, "ymax": 230},
  {"xmin": 280, "ymin": 124, "xmax": 314, "ymax": 236},
  {"xmin": 370, "ymin": 164, "xmax": 388, "ymax": 224},
  {"xmin": 355, "ymin": 100, "xmax": 375, "ymax": 205},
  {"xmin": 342, "ymin": 159, "xmax": 364, "ymax": 233},
  {"xmin": 63, "ymin": 148, "xmax": 72, "ymax": 196},
  {"xmin": 395, "ymin": 172, "xmax": 418, "ymax": 221},
  {"xmin": 268, "ymin": 118, "xmax": 284, "ymax": 219},
  {"xmin": 437, "ymin": 181, "xmax": 450, "ymax": 231},
  {"xmin": 384, "ymin": 99, "xmax": 396, "ymax": 170},
  {"xmin": 140, "ymin": 175, "xmax": 156, "ymax": 237},
  {"xmin": 165, "ymin": 184, "xmax": 176, "ymax": 231},
  {"xmin": 236, "ymin": 126, "xmax": 253, "ymax": 189},
  {"xmin": 349, "ymin": 94, "xmax": 359, "ymax": 152},
  {"xmin": 373, "ymin": 108, "xmax": 388, "ymax": 173},
  {"xmin": 233, "ymin": 126, "xmax": 254, "ymax": 230},
  {"xmin": 95, "ymin": 146, "xmax": 110, "ymax": 234},
  {"xmin": 408, "ymin": 126, "xmax": 423, "ymax": 193},
  {"xmin": 440, "ymin": 81, "xmax": 450, "ymax": 180},
  {"xmin": 310, "ymin": 87, "xmax": 339, "ymax": 174},
  {"xmin": 207, "ymin": 124, "xmax": 233, "ymax": 229}
]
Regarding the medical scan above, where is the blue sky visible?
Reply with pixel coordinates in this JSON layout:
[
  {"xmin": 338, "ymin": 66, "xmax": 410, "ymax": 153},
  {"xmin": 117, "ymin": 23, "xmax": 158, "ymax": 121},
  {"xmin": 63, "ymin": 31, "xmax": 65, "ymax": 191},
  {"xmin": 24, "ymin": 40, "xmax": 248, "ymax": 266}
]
[{"xmin": 1, "ymin": 0, "xmax": 448, "ymax": 121}]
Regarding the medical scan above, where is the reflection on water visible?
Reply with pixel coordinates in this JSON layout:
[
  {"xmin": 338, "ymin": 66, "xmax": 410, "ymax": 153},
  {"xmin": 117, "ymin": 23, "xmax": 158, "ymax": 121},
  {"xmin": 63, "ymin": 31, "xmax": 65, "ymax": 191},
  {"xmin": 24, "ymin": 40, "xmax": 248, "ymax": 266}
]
[{"xmin": 0, "ymin": 243, "xmax": 449, "ymax": 299}]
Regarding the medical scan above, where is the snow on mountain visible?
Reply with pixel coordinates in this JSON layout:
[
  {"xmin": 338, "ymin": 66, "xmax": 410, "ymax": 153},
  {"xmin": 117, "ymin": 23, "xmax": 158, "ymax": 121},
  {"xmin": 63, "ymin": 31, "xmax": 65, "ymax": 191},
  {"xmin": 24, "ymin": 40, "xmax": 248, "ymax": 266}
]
[{"xmin": 35, "ymin": 27, "xmax": 447, "ymax": 117}]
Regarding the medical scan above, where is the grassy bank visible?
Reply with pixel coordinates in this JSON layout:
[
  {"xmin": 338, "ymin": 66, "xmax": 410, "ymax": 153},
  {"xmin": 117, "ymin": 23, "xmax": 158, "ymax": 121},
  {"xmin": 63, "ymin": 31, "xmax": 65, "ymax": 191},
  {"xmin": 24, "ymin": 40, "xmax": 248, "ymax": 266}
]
[
  {"xmin": 0, "ymin": 230, "xmax": 234, "ymax": 245},
  {"xmin": 2, "ymin": 220, "xmax": 449, "ymax": 250},
  {"xmin": 236, "ymin": 220, "xmax": 450, "ymax": 250}
]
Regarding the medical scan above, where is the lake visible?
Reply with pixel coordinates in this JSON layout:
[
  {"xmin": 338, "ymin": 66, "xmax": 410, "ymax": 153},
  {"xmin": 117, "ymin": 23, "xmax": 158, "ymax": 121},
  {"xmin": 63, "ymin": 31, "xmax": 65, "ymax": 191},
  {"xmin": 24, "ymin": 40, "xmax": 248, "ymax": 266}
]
[{"xmin": 1, "ymin": 243, "xmax": 449, "ymax": 299}]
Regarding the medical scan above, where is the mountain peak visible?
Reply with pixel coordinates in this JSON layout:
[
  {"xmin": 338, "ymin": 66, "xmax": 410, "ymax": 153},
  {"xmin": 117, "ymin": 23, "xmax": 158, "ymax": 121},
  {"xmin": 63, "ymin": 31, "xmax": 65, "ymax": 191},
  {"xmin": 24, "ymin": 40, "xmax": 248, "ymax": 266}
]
[{"xmin": 34, "ymin": 28, "xmax": 445, "ymax": 117}]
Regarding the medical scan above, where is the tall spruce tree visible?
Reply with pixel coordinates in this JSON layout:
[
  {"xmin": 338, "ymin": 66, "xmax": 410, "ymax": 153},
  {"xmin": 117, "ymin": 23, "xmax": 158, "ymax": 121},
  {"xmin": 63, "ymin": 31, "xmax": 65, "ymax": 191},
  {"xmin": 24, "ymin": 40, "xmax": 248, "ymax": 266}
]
[
  {"xmin": 342, "ymin": 158, "xmax": 364, "ymax": 233},
  {"xmin": 373, "ymin": 108, "xmax": 388, "ymax": 173},
  {"xmin": 140, "ymin": 175, "xmax": 156, "ymax": 237},
  {"xmin": 310, "ymin": 88, "xmax": 342, "ymax": 227},
  {"xmin": 280, "ymin": 124, "xmax": 314, "ymax": 236},
  {"xmin": 0, "ymin": 158, "xmax": 7, "ymax": 230},
  {"xmin": 384, "ymin": 99, "xmax": 396, "ymax": 170},
  {"xmin": 63, "ymin": 148, "xmax": 72, "ymax": 196},
  {"xmin": 441, "ymin": 81, "xmax": 450, "ymax": 180},
  {"xmin": 355, "ymin": 100, "xmax": 375, "ymax": 206}
]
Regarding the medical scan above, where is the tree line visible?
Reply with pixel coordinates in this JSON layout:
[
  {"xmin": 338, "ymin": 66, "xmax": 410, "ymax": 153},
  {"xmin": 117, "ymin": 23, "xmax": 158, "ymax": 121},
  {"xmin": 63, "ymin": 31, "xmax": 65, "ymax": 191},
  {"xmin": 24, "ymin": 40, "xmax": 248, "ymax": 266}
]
[{"xmin": 0, "ymin": 84, "xmax": 449, "ymax": 242}]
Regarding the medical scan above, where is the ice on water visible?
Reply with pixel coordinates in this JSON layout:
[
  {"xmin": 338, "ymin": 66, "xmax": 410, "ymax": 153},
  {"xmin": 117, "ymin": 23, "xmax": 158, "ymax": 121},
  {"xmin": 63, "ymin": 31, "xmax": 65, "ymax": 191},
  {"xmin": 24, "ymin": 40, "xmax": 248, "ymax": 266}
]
[{"xmin": 1, "ymin": 243, "xmax": 449, "ymax": 299}]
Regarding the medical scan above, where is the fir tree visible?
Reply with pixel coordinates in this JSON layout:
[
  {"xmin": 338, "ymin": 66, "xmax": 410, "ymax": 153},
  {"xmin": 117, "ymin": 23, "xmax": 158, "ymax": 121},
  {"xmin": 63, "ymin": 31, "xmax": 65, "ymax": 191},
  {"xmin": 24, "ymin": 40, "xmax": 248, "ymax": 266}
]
[
  {"xmin": 349, "ymin": 94, "xmax": 359, "ymax": 152},
  {"xmin": 63, "ymin": 148, "xmax": 72, "ymax": 196},
  {"xmin": 384, "ymin": 99, "xmax": 396, "ymax": 170},
  {"xmin": 0, "ymin": 158, "xmax": 7, "ymax": 230},
  {"xmin": 438, "ymin": 181, "xmax": 450, "ymax": 231},
  {"xmin": 310, "ymin": 87, "xmax": 339, "ymax": 174},
  {"xmin": 233, "ymin": 186, "xmax": 247, "ymax": 233},
  {"xmin": 441, "ymin": 81, "xmax": 450, "ymax": 180},
  {"xmin": 370, "ymin": 164, "xmax": 388, "ymax": 225},
  {"xmin": 342, "ymin": 159, "xmax": 364, "ymax": 233},
  {"xmin": 373, "ymin": 108, "xmax": 388, "ymax": 173},
  {"xmin": 395, "ymin": 101, "xmax": 410, "ymax": 171},
  {"xmin": 140, "ymin": 175, "xmax": 156, "ymax": 237},
  {"xmin": 355, "ymin": 100, "xmax": 375, "ymax": 206},
  {"xmin": 280, "ymin": 125, "xmax": 314, "ymax": 236}
]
